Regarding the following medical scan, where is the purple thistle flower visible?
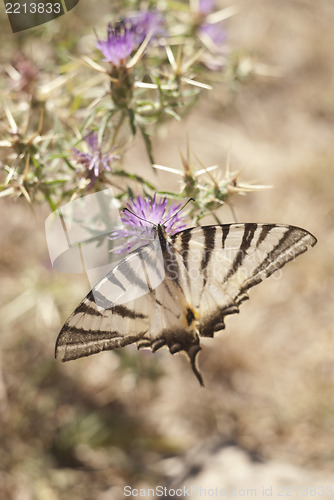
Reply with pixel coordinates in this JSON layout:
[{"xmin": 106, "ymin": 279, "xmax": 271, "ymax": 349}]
[
  {"xmin": 200, "ymin": 22, "xmax": 227, "ymax": 47},
  {"xmin": 110, "ymin": 194, "xmax": 187, "ymax": 253},
  {"xmin": 96, "ymin": 11, "xmax": 165, "ymax": 67},
  {"xmin": 198, "ymin": 0, "xmax": 215, "ymax": 15},
  {"xmin": 72, "ymin": 132, "xmax": 119, "ymax": 188},
  {"xmin": 195, "ymin": 0, "xmax": 227, "ymax": 71},
  {"xmin": 130, "ymin": 10, "xmax": 166, "ymax": 44},
  {"xmin": 96, "ymin": 21, "xmax": 136, "ymax": 67},
  {"xmin": 12, "ymin": 54, "xmax": 39, "ymax": 92}
]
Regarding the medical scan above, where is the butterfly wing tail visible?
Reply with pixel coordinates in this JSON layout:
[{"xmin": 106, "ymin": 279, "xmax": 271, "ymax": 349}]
[{"xmin": 187, "ymin": 344, "xmax": 204, "ymax": 387}]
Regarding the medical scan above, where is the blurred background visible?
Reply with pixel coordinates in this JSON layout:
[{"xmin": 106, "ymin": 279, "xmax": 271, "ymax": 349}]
[{"xmin": 1, "ymin": 0, "xmax": 334, "ymax": 498}]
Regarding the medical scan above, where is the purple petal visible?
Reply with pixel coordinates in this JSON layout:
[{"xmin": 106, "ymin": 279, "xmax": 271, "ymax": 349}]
[
  {"xmin": 96, "ymin": 22, "xmax": 136, "ymax": 66},
  {"xmin": 200, "ymin": 22, "xmax": 227, "ymax": 46},
  {"xmin": 199, "ymin": 0, "xmax": 215, "ymax": 15},
  {"xmin": 111, "ymin": 194, "xmax": 188, "ymax": 253},
  {"xmin": 130, "ymin": 10, "xmax": 166, "ymax": 44}
]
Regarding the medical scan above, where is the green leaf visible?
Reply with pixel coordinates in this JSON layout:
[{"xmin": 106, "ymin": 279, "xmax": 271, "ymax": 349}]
[
  {"xmin": 44, "ymin": 179, "xmax": 68, "ymax": 185},
  {"xmin": 63, "ymin": 158, "xmax": 76, "ymax": 171},
  {"xmin": 139, "ymin": 126, "xmax": 154, "ymax": 164},
  {"xmin": 157, "ymin": 191, "xmax": 184, "ymax": 200},
  {"xmin": 165, "ymin": 108, "xmax": 181, "ymax": 121},
  {"xmin": 45, "ymin": 193, "xmax": 57, "ymax": 211},
  {"xmin": 99, "ymin": 110, "xmax": 117, "ymax": 144},
  {"xmin": 127, "ymin": 108, "xmax": 136, "ymax": 136},
  {"xmin": 48, "ymin": 153, "xmax": 70, "ymax": 160},
  {"xmin": 31, "ymin": 155, "xmax": 40, "ymax": 168},
  {"xmin": 113, "ymin": 169, "xmax": 156, "ymax": 191},
  {"xmin": 127, "ymin": 186, "xmax": 134, "ymax": 199}
]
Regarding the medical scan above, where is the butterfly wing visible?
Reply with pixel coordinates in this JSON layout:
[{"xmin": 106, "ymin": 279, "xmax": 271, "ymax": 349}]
[
  {"xmin": 55, "ymin": 233, "xmax": 199, "ymax": 368},
  {"xmin": 171, "ymin": 223, "xmax": 317, "ymax": 338},
  {"xmin": 56, "ymin": 222, "xmax": 316, "ymax": 386}
]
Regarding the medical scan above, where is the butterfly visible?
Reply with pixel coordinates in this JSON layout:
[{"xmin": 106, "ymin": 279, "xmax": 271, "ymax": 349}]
[{"xmin": 55, "ymin": 222, "xmax": 317, "ymax": 386}]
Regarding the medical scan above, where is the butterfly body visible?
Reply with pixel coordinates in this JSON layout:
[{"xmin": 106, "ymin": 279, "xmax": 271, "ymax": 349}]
[{"xmin": 56, "ymin": 222, "xmax": 316, "ymax": 386}]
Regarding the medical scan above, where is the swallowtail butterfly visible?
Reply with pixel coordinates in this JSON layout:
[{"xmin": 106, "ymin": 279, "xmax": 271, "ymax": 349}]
[{"xmin": 56, "ymin": 222, "xmax": 317, "ymax": 385}]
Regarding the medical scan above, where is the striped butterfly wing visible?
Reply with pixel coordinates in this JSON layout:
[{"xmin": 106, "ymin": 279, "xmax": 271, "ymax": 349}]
[
  {"xmin": 56, "ymin": 232, "xmax": 200, "ymax": 365},
  {"xmin": 170, "ymin": 223, "xmax": 317, "ymax": 342},
  {"xmin": 56, "ymin": 223, "xmax": 316, "ymax": 385}
]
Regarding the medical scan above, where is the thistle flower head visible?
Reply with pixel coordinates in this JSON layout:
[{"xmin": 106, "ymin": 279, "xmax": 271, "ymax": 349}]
[
  {"xmin": 96, "ymin": 21, "xmax": 136, "ymax": 67},
  {"xmin": 124, "ymin": 193, "xmax": 186, "ymax": 232},
  {"xmin": 130, "ymin": 10, "xmax": 166, "ymax": 44},
  {"xmin": 197, "ymin": 161, "xmax": 272, "ymax": 216},
  {"xmin": 72, "ymin": 132, "xmax": 119, "ymax": 188},
  {"xmin": 110, "ymin": 193, "xmax": 187, "ymax": 253},
  {"xmin": 96, "ymin": 11, "xmax": 165, "ymax": 67},
  {"xmin": 11, "ymin": 54, "xmax": 39, "ymax": 93},
  {"xmin": 200, "ymin": 22, "xmax": 227, "ymax": 47},
  {"xmin": 191, "ymin": 0, "xmax": 228, "ymax": 71},
  {"xmin": 198, "ymin": 0, "xmax": 215, "ymax": 15}
]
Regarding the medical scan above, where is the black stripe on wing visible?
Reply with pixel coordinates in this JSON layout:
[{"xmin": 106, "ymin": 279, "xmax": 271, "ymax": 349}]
[
  {"xmin": 252, "ymin": 226, "xmax": 302, "ymax": 276},
  {"xmin": 201, "ymin": 226, "xmax": 216, "ymax": 286},
  {"xmin": 235, "ymin": 225, "xmax": 317, "ymax": 302},
  {"xmin": 221, "ymin": 225, "xmax": 230, "ymax": 247},
  {"xmin": 223, "ymin": 223, "xmax": 258, "ymax": 282},
  {"xmin": 256, "ymin": 224, "xmax": 276, "ymax": 248},
  {"xmin": 180, "ymin": 229, "xmax": 191, "ymax": 270},
  {"xmin": 116, "ymin": 257, "xmax": 149, "ymax": 292},
  {"xmin": 107, "ymin": 274, "xmax": 126, "ymax": 292}
]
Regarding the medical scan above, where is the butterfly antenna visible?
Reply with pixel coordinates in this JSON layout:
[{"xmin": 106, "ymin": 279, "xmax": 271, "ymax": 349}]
[
  {"xmin": 122, "ymin": 208, "xmax": 155, "ymax": 226},
  {"xmin": 163, "ymin": 197, "xmax": 195, "ymax": 225}
]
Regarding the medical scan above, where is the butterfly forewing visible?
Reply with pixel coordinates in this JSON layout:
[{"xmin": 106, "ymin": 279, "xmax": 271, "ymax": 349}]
[
  {"xmin": 56, "ymin": 222, "xmax": 316, "ymax": 384},
  {"xmin": 56, "ymin": 239, "xmax": 163, "ymax": 361},
  {"xmin": 56, "ymin": 234, "xmax": 196, "ymax": 362},
  {"xmin": 171, "ymin": 223, "xmax": 317, "ymax": 337}
]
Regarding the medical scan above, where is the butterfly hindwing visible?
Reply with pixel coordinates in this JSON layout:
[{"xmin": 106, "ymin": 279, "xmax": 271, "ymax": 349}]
[{"xmin": 56, "ymin": 223, "xmax": 316, "ymax": 385}]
